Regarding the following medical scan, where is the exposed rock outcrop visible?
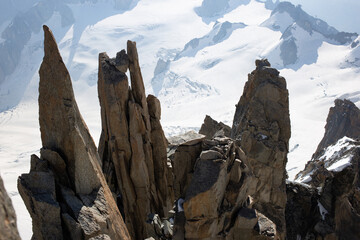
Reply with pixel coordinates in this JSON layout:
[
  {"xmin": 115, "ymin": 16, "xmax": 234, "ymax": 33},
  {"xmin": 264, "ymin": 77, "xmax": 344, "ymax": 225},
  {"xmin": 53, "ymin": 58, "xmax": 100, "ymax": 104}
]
[
  {"xmin": 97, "ymin": 41, "xmax": 174, "ymax": 239},
  {"xmin": 199, "ymin": 115, "xmax": 231, "ymax": 139},
  {"xmin": 231, "ymin": 59, "xmax": 291, "ymax": 238},
  {"xmin": 18, "ymin": 25, "xmax": 130, "ymax": 240},
  {"xmin": 170, "ymin": 59, "xmax": 290, "ymax": 239},
  {"xmin": 0, "ymin": 175, "xmax": 20, "ymax": 240},
  {"xmin": 289, "ymin": 99, "xmax": 360, "ymax": 240},
  {"xmin": 312, "ymin": 99, "xmax": 360, "ymax": 159},
  {"xmin": 172, "ymin": 135, "xmax": 277, "ymax": 239},
  {"xmin": 171, "ymin": 133, "xmax": 205, "ymax": 201},
  {"xmin": 286, "ymin": 181, "xmax": 322, "ymax": 240},
  {"xmin": 12, "ymin": 25, "xmax": 313, "ymax": 239}
]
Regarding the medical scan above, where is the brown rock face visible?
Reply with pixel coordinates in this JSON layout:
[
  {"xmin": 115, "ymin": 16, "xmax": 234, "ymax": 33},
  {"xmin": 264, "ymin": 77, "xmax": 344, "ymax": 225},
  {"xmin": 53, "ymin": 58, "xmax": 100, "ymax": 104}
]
[
  {"xmin": 172, "ymin": 136, "xmax": 276, "ymax": 239},
  {"xmin": 285, "ymin": 181, "xmax": 321, "ymax": 240},
  {"xmin": 290, "ymin": 100, "xmax": 360, "ymax": 240},
  {"xmin": 18, "ymin": 25, "xmax": 130, "ymax": 240},
  {"xmin": 288, "ymin": 144, "xmax": 360, "ymax": 240},
  {"xmin": 199, "ymin": 115, "xmax": 231, "ymax": 139},
  {"xmin": 312, "ymin": 99, "xmax": 360, "ymax": 159},
  {"xmin": 231, "ymin": 59, "xmax": 291, "ymax": 239},
  {"xmin": 171, "ymin": 133, "xmax": 205, "ymax": 201},
  {"xmin": 98, "ymin": 41, "xmax": 174, "ymax": 239},
  {"xmin": 170, "ymin": 59, "xmax": 290, "ymax": 239},
  {"xmin": 0, "ymin": 175, "xmax": 20, "ymax": 240}
]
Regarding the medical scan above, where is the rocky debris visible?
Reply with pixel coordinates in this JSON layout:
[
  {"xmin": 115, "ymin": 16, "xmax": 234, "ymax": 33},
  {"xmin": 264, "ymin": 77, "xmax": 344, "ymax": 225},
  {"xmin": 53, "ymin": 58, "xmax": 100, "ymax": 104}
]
[
  {"xmin": 289, "ymin": 99, "xmax": 360, "ymax": 239},
  {"xmin": 97, "ymin": 41, "xmax": 174, "ymax": 239},
  {"xmin": 0, "ymin": 175, "xmax": 20, "ymax": 240},
  {"xmin": 172, "ymin": 136, "xmax": 277, "ymax": 239},
  {"xmin": 231, "ymin": 59, "xmax": 290, "ymax": 238},
  {"xmin": 18, "ymin": 25, "xmax": 130, "ymax": 240},
  {"xmin": 312, "ymin": 99, "xmax": 360, "ymax": 159},
  {"xmin": 199, "ymin": 115, "xmax": 231, "ymax": 139}
]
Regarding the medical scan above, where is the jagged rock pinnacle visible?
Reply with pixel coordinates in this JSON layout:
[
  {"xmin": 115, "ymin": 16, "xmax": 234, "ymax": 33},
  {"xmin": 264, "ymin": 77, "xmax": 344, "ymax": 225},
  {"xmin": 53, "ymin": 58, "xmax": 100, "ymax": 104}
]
[
  {"xmin": 312, "ymin": 98, "xmax": 360, "ymax": 159},
  {"xmin": 98, "ymin": 43, "xmax": 174, "ymax": 239},
  {"xmin": 231, "ymin": 58, "xmax": 290, "ymax": 239},
  {"xmin": 18, "ymin": 25, "xmax": 131, "ymax": 240}
]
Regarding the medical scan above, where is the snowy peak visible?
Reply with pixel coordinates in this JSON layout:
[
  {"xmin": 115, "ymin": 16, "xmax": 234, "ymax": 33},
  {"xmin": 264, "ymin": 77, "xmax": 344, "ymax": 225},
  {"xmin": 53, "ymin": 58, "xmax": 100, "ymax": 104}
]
[
  {"xmin": 261, "ymin": 2, "xmax": 358, "ymax": 69},
  {"xmin": 0, "ymin": 0, "xmax": 139, "ymax": 85},
  {"xmin": 270, "ymin": 2, "xmax": 357, "ymax": 43},
  {"xmin": 175, "ymin": 21, "xmax": 246, "ymax": 60}
]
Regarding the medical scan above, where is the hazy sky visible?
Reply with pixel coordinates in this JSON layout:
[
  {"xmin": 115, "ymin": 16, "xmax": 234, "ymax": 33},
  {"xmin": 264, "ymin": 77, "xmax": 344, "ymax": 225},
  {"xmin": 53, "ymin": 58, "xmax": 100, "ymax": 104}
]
[{"xmin": 284, "ymin": 0, "xmax": 360, "ymax": 34}]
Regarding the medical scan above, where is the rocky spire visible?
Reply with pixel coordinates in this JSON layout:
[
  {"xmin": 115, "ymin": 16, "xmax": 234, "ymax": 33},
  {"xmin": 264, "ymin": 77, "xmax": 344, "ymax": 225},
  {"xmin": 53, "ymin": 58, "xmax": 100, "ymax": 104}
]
[
  {"xmin": 18, "ymin": 25, "xmax": 130, "ymax": 240},
  {"xmin": 289, "ymin": 99, "xmax": 360, "ymax": 239},
  {"xmin": 170, "ymin": 59, "xmax": 290, "ymax": 239},
  {"xmin": 312, "ymin": 98, "xmax": 360, "ymax": 159},
  {"xmin": 231, "ymin": 59, "xmax": 291, "ymax": 239},
  {"xmin": 98, "ymin": 41, "xmax": 174, "ymax": 239},
  {"xmin": 0, "ymin": 175, "xmax": 20, "ymax": 240}
]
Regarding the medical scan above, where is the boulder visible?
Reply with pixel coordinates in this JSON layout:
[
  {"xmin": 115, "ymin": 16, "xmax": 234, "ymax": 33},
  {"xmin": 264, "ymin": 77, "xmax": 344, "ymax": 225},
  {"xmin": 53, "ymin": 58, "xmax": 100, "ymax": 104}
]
[
  {"xmin": 199, "ymin": 115, "xmax": 231, "ymax": 139},
  {"xmin": 171, "ymin": 134, "xmax": 204, "ymax": 200},
  {"xmin": 18, "ymin": 25, "xmax": 130, "ymax": 240}
]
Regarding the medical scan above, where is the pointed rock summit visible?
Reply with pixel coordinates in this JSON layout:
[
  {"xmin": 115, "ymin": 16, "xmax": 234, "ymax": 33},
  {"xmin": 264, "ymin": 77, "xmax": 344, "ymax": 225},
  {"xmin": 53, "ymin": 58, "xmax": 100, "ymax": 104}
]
[
  {"xmin": 170, "ymin": 59, "xmax": 290, "ymax": 239},
  {"xmin": 18, "ymin": 25, "xmax": 130, "ymax": 240},
  {"xmin": 312, "ymin": 99, "xmax": 360, "ymax": 159},
  {"xmin": 98, "ymin": 41, "xmax": 174, "ymax": 239},
  {"xmin": 231, "ymin": 59, "xmax": 291, "ymax": 238}
]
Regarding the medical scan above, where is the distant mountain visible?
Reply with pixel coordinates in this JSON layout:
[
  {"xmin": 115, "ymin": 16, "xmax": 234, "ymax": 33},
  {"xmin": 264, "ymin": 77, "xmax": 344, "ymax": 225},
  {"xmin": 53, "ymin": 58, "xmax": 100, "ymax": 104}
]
[
  {"xmin": 0, "ymin": 0, "xmax": 139, "ymax": 111},
  {"xmin": 261, "ymin": 2, "xmax": 358, "ymax": 69},
  {"xmin": 342, "ymin": 36, "xmax": 360, "ymax": 68}
]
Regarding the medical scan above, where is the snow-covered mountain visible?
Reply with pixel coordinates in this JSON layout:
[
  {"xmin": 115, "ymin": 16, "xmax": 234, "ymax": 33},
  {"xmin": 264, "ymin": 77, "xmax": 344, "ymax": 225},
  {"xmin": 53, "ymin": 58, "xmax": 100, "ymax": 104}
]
[
  {"xmin": 342, "ymin": 36, "xmax": 360, "ymax": 68},
  {"xmin": 261, "ymin": 2, "xmax": 358, "ymax": 69},
  {"xmin": 0, "ymin": 0, "xmax": 359, "ymax": 239}
]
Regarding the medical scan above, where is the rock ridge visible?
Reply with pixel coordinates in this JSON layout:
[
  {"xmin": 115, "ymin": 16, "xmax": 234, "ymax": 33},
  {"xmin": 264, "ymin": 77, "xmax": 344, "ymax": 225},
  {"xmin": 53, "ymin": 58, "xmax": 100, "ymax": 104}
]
[{"xmin": 289, "ymin": 99, "xmax": 360, "ymax": 240}]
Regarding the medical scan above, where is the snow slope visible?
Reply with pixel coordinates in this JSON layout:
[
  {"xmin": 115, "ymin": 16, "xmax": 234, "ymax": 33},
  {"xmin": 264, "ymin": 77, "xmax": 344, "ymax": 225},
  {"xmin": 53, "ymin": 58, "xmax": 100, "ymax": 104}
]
[
  {"xmin": 0, "ymin": 0, "xmax": 360, "ymax": 239},
  {"xmin": 296, "ymin": 136, "xmax": 359, "ymax": 183}
]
